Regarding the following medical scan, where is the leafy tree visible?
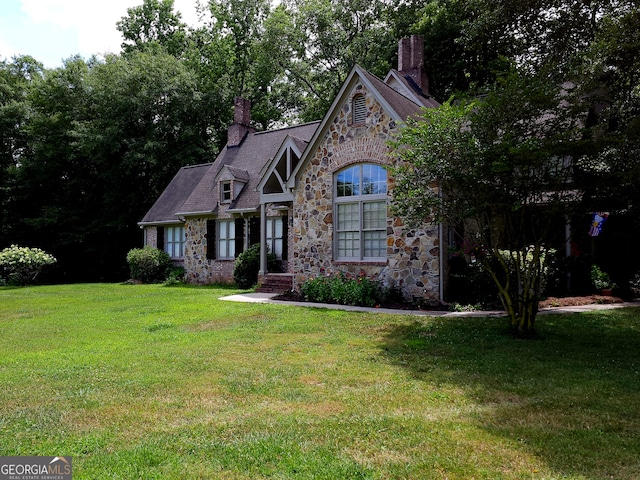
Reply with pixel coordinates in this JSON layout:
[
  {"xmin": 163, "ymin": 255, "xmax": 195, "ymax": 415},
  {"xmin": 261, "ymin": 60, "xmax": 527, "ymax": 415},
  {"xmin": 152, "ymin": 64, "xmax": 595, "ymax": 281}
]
[
  {"xmin": 0, "ymin": 56, "xmax": 43, "ymax": 246},
  {"xmin": 10, "ymin": 52, "xmax": 216, "ymax": 281},
  {"xmin": 11, "ymin": 56, "xmax": 93, "ymax": 281},
  {"xmin": 390, "ymin": 70, "xmax": 588, "ymax": 336},
  {"xmin": 74, "ymin": 51, "xmax": 217, "ymax": 279},
  {"xmin": 117, "ymin": 0, "xmax": 189, "ymax": 57},
  {"xmin": 262, "ymin": 0, "xmax": 397, "ymax": 122}
]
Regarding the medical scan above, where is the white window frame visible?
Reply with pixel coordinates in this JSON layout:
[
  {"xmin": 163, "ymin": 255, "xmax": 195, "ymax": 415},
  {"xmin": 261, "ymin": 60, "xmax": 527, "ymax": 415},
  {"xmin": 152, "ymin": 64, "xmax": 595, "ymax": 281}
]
[
  {"xmin": 266, "ymin": 217, "xmax": 284, "ymax": 259},
  {"xmin": 221, "ymin": 181, "xmax": 232, "ymax": 203},
  {"xmin": 217, "ymin": 219, "xmax": 236, "ymax": 259},
  {"xmin": 334, "ymin": 164, "xmax": 387, "ymax": 261},
  {"xmin": 165, "ymin": 225, "xmax": 185, "ymax": 258}
]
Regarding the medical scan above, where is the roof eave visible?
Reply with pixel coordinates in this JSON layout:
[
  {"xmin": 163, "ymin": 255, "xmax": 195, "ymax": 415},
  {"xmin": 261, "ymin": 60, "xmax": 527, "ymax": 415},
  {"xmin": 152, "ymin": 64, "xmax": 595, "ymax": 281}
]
[{"xmin": 287, "ymin": 65, "xmax": 406, "ymax": 189}]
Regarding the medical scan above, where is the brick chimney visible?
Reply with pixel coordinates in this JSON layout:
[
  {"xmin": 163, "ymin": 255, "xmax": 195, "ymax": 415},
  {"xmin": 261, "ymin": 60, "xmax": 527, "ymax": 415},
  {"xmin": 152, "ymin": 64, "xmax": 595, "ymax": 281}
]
[
  {"xmin": 227, "ymin": 97, "xmax": 251, "ymax": 147},
  {"xmin": 398, "ymin": 35, "xmax": 428, "ymax": 95}
]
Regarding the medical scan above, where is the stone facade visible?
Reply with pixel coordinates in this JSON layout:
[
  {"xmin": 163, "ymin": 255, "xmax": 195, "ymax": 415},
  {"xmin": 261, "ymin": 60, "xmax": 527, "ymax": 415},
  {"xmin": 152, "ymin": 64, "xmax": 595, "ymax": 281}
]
[{"xmin": 292, "ymin": 82, "xmax": 441, "ymax": 301}]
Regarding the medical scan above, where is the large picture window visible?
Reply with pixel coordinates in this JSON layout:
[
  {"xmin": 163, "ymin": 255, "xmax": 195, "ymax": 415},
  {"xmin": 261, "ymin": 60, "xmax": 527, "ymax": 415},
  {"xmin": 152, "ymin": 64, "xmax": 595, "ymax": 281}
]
[
  {"xmin": 165, "ymin": 225, "xmax": 185, "ymax": 258},
  {"xmin": 335, "ymin": 164, "xmax": 387, "ymax": 261}
]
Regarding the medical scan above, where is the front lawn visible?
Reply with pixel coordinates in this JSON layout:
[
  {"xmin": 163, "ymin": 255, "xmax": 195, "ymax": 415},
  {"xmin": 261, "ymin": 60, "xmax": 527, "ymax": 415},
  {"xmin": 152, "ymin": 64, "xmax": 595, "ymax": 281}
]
[{"xmin": 1, "ymin": 283, "xmax": 639, "ymax": 479}]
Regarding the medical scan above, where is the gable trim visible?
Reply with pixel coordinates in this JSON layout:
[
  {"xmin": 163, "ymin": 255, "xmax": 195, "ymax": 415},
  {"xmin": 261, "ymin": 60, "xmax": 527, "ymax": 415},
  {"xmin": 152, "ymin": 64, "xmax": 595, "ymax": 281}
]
[
  {"xmin": 258, "ymin": 135, "xmax": 306, "ymax": 204},
  {"xmin": 287, "ymin": 65, "xmax": 414, "ymax": 190}
]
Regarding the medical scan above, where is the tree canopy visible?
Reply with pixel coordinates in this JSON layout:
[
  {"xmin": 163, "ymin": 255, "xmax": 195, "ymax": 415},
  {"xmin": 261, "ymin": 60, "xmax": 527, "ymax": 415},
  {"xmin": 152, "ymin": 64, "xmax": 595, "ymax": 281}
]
[
  {"xmin": 0, "ymin": 0, "xmax": 637, "ymax": 288},
  {"xmin": 390, "ymin": 0, "xmax": 640, "ymax": 334}
]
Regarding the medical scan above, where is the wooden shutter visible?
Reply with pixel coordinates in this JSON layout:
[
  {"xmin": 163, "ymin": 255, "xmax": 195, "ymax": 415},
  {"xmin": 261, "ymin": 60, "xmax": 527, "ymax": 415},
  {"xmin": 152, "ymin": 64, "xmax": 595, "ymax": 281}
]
[
  {"xmin": 157, "ymin": 227, "xmax": 165, "ymax": 251},
  {"xmin": 282, "ymin": 216, "xmax": 289, "ymax": 261},
  {"xmin": 249, "ymin": 217, "xmax": 260, "ymax": 246},
  {"xmin": 206, "ymin": 220, "xmax": 216, "ymax": 260},
  {"xmin": 235, "ymin": 218, "xmax": 245, "ymax": 257}
]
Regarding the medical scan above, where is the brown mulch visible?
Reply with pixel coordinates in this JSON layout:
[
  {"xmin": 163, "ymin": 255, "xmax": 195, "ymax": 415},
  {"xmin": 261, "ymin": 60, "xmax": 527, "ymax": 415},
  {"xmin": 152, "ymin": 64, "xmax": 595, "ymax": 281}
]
[
  {"xmin": 273, "ymin": 291, "xmax": 626, "ymax": 311},
  {"xmin": 538, "ymin": 295, "xmax": 624, "ymax": 308}
]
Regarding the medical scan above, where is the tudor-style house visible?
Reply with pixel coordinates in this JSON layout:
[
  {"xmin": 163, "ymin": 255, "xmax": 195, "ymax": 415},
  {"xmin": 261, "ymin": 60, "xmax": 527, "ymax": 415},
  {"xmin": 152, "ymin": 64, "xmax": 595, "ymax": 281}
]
[{"xmin": 139, "ymin": 35, "xmax": 444, "ymax": 302}]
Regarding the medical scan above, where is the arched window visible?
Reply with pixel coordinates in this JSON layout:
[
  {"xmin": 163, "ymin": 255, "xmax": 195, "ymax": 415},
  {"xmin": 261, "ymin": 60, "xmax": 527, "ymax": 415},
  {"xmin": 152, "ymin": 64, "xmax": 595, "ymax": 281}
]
[
  {"xmin": 334, "ymin": 164, "xmax": 387, "ymax": 261},
  {"xmin": 352, "ymin": 94, "xmax": 367, "ymax": 125}
]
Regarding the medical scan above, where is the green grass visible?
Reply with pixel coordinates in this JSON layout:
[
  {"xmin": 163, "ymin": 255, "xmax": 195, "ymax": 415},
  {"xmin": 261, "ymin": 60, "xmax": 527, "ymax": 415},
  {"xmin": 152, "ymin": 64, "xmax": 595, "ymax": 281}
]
[{"xmin": 0, "ymin": 283, "xmax": 639, "ymax": 479}]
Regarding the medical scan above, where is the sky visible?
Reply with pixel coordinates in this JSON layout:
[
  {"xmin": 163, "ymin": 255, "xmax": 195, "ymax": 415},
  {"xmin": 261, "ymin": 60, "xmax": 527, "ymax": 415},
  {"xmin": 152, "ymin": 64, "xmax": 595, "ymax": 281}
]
[{"xmin": 0, "ymin": 0, "xmax": 206, "ymax": 69}]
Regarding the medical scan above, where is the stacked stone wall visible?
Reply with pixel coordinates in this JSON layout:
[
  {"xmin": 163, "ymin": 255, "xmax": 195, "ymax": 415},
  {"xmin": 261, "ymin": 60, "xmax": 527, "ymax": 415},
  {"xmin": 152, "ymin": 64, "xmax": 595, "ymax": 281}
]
[
  {"xmin": 145, "ymin": 227, "xmax": 158, "ymax": 249},
  {"xmin": 292, "ymin": 81, "xmax": 441, "ymax": 301}
]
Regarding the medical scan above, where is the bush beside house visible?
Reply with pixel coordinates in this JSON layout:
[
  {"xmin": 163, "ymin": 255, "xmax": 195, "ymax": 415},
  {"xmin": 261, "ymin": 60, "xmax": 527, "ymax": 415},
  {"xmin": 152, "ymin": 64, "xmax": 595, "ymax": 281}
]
[
  {"xmin": 126, "ymin": 246, "xmax": 173, "ymax": 284},
  {"xmin": 0, "ymin": 245, "xmax": 57, "ymax": 286}
]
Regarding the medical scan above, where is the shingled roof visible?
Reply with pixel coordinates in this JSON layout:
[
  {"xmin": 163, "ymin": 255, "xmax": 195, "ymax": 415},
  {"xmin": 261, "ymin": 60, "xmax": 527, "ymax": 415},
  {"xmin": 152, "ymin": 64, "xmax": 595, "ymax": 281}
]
[
  {"xmin": 139, "ymin": 121, "xmax": 319, "ymax": 221},
  {"xmin": 139, "ymin": 163, "xmax": 212, "ymax": 224},
  {"xmin": 141, "ymin": 35, "xmax": 439, "ymax": 225}
]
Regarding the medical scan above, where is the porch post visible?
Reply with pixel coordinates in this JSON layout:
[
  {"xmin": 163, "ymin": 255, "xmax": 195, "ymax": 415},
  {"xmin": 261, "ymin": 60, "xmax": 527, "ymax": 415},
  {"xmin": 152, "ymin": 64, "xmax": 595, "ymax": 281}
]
[{"xmin": 259, "ymin": 202, "xmax": 267, "ymax": 275}]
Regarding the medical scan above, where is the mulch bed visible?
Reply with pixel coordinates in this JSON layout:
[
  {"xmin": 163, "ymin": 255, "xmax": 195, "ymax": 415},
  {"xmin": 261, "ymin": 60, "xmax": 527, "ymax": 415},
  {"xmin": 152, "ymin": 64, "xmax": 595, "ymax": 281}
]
[
  {"xmin": 538, "ymin": 295, "xmax": 625, "ymax": 308},
  {"xmin": 273, "ymin": 291, "xmax": 626, "ymax": 311}
]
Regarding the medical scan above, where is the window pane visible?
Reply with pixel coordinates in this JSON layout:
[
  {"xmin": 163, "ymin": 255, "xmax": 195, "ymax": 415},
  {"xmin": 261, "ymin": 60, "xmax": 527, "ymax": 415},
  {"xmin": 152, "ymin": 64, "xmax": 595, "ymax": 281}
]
[
  {"xmin": 274, "ymin": 218, "xmax": 283, "ymax": 238},
  {"xmin": 364, "ymin": 230, "xmax": 386, "ymax": 257},
  {"xmin": 337, "ymin": 203, "xmax": 360, "ymax": 230},
  {"xmin": 338, "ymin": 231, "xmax": 360, "ymax": 258},
  {"xmin": 362, "ymin": 164, "xmax": 387, "ymax": 195},
  {"xmin": 217, "ymin": 221, "xmax": 235, "ymax": 258},
  {"xmin": 363, "ymin": 201, "xmax": 386, "ymax": 229},
  {"xmin": 273, "ymin": 239, "xmax": 283, "ymax": 258},
  {"xmin": 336, "ymin": 166, "xmax": 359, "ymax": 197}
]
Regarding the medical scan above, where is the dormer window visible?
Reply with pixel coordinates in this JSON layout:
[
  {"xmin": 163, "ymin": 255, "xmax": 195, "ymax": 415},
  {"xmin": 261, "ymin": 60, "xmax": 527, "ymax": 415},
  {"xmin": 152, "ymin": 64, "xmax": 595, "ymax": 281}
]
[
  {"xmin": 353, "ymin": 94, "xmax": 366, "ymax": 125},
  {"xmin": 221, "ymin": 181, "xmax": 232, "ymax": 203}
]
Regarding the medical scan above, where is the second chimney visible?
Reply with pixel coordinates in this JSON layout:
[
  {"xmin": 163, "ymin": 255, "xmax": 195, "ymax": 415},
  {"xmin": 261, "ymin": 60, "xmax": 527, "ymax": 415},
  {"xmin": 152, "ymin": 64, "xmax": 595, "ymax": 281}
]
[
  {"xmin": 398, "ymin": 35, "xmax": 428, "ymax": 95},
  {"xmin": 227, "ymin": 97, "xmax": 251, "ymax": 147}
]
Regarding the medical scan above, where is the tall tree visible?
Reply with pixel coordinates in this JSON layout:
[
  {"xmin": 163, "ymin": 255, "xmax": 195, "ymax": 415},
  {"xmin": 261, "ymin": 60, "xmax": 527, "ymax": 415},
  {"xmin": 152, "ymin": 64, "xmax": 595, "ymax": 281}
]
[
  {"xmin": 75, "ymin": 51, "xmax": 217, "ymax": 279},
  {"xmin": 12, "ymin": 57, "xmax": 92, "ymax": 280},
  {"xmin": 117, "ymin": 0, "xmax": 189, "ymax": 57},
  {"xmin": 0, "ymin": 56, "xmax": 43, "ymax": 246},
  {"xmin": 390, "ymin": 70, "xmax": 590, "ymax": 336},
  {"xmin": 262, "ymin": 0, "xmax": 397, "ymax": 121}
]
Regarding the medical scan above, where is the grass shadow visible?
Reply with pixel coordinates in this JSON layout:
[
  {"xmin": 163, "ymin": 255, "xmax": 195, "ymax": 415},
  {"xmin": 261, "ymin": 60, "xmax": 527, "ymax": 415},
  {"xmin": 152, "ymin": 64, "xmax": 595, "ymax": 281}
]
[{"xmin": 378, "ymin": 308, "xmax": 640, "ymax": 479}]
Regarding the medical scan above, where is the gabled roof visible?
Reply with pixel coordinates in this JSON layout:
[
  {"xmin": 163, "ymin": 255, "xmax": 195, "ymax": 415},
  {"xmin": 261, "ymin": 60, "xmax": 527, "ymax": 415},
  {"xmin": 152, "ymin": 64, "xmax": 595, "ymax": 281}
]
[
  {"xmin": 166, "ymin": 121, "xmax": 319, "ymax": 217},
  {"xmin": 216, "ymin": 165, "xmax": 250, "ymax": 183},
  {"xmin": 139, "ymin": 163, "xmax": 213, "ymax": 224},
  {"xmin": 384, "ymin": 69, "xmax": 441, "ymax": 109},
  {"xmin": 257, "ymin": 134, "xmax": 308, "ymax": 198},
  {"xmin": 287, "ymin": 65, "xmax": 439, "ymax": 189}
]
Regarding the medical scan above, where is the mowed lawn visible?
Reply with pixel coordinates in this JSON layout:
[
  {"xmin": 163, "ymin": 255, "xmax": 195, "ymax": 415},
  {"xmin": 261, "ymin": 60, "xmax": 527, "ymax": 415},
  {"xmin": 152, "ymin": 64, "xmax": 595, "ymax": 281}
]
[{"xmin": 0, "ymin": 284, "xmax": 639, "ymax": 479}]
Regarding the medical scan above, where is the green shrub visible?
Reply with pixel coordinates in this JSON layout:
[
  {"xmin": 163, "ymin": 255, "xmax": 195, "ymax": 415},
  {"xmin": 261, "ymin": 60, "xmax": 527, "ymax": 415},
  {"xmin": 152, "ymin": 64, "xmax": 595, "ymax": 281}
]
[
  {"xmin": 233, "ymin": 244, "xmax": 261, "ymax": 289},
  {"xmin": 591, "ymin": 264, "xmax": 617, "ymax": 290},
  {"xmin": 233, "ymin": 244, "xmax": 278, "ymax": 289},
  {"xmin": 164, "ymin": 266, "xmax": 186, "ymax": 286},
  {"xmin": 0, "ymin": 245, "xmax": 57, "ymax": 285},
  {"xmin": 126, "ymin": 246, "xmax": 172, "ymax": 283},
  {"xmin": 301, "ymin": 271, "xmax": 383, "ymax": 307}
]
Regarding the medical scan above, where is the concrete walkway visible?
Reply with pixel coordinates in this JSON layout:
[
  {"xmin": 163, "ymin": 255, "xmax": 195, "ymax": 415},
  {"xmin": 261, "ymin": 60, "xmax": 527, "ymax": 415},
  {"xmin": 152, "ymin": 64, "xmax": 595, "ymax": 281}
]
[{"xmin": 219, "ymin": 292, "xmax": 640, "ymax": 317}]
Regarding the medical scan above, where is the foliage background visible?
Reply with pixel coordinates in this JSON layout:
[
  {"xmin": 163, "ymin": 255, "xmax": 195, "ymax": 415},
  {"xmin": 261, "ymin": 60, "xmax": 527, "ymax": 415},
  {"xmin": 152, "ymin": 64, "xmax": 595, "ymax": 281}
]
[{"xmin": 1, "ymin": 0, "xmax": 638, "ymax": 283}]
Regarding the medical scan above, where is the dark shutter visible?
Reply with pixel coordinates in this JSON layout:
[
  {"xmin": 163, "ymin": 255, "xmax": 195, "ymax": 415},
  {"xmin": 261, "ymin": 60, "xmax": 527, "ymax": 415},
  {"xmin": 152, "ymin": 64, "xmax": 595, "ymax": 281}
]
[
  {"xmin": 157, "ymin": 227, "xmax": 165, "ymax": 251},
  {"xmin": 282, "ymin": 216, "xmax": 289, "ymax": 261},
  {"xmin": 235, "ymin": 218, "xmax": 245, "ymax": 257},
  {"xmin": 249, "ymin": 217, "xmax": 260, "ymax": 246},
  {"xmin": 206, "ymin": 220, "xmax": 216, "ymax": 260}
]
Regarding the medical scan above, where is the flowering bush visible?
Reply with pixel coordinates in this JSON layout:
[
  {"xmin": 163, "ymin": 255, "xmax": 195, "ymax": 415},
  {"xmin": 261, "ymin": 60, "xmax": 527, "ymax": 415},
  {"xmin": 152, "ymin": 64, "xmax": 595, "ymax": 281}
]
[
  {"xmin": 301, "ymin": 271, "xmax": 383, "ymax": 307},
  {"xmin": 0, "ymin": 245, "xmax": 57, "ymax": 285}
]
